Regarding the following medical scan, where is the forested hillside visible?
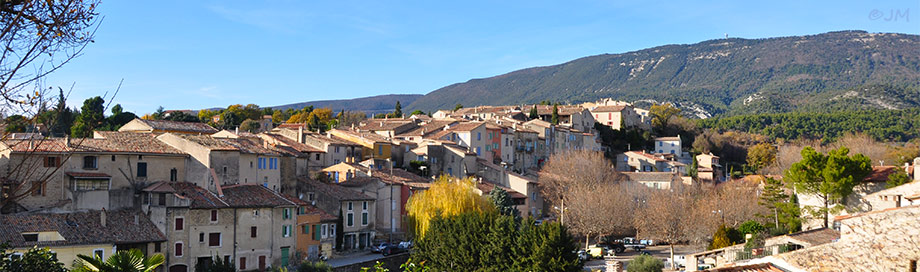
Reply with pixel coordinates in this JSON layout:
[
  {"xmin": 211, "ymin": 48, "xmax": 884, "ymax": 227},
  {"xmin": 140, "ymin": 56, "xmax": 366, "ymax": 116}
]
[{"xmin": 407, "ymin": 31, "xmax": 920, "ymax": 116}]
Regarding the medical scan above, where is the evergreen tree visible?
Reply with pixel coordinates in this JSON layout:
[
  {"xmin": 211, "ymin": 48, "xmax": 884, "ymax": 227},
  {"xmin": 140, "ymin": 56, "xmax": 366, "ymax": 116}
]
[
  {"xmin": 489, "ymin": 188, "xmax": 520, "ymax": 219},
  {"xmin": 551, "ymin": 104, "xmax": 559, "ymax": 124},
  {"xmin": 529, "ymin": 105, "xmax": 538, "ymax": 119},
  {"xmin": 394, "ymin": 101, "xmax": 403, "ymax": 118},
  {"xmin": 785, "ymin": 147, "xmax": 872, "ymax": 228},
  {"xmin": 71, "ymin": 96, "xmax": 105, "ymax": 138},
  {"xmin": 708, "ymin": 225, "xmax": 732, "ymax": 250}
]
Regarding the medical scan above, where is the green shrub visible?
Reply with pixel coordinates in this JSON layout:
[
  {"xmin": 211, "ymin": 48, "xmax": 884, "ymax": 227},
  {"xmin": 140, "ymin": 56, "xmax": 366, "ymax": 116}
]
[
  {"xmin": 737, "ymin": 220, "xmax": 765, "ymax": 236},
  {"xmin": 626, "ymin": 255, "xmax": 663, "ymax": 272}
]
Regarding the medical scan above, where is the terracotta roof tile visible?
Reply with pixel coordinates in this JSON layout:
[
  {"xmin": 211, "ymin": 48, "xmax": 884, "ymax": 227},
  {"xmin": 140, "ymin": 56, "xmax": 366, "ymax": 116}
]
[
  {"xmin": 590, "ymin": 105, "xmax": 628, "ymax": 112},
  {"xmin": 221, "ymin": 184, "xmax": 297, "ymax": 207},
  {"xmin": 131, "ymin": 118, "xmax": 218, "ymax": 134},
  {"xmin": 0, "ymin": 210, "xmax": 166, "ymax": 248},
  {"xmin": 299, "ymin": 177, "xmax": 374, "ymax": 201},
  {"xmin": 448, "ymin": 122, "xmax": 484, "ymax": 132}
]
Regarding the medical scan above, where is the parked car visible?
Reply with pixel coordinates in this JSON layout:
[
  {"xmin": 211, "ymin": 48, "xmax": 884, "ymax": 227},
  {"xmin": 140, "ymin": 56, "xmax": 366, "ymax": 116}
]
[
  {"xmin": 381, "ymin": 244, "xmax": 408, "ymax": 256},
  {"xmin": 576, "ymin": 250, "xmax": 589, "ymax": 261},
  {"xmin": 371, "ymin": 242, "xmax": 390, "ymax": 253},
  {"xmin": 398, "ymin": 241, "xmax": 412, "ymax": 249},
  {"xmin": 640, "ymin": 239, "xmax": 657, "ymax": 246},
  {"xmin": 600, "ymin": 242, "xmax": 626, "ymax": 253}
]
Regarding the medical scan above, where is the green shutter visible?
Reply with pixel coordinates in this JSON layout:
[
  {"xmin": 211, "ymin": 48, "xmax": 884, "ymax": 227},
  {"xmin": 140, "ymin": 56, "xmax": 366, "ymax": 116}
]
[
  {"xmin": 281, "ymin": 247, "xmax": 289, "ymax": 267},
  {"xmin": 303, "ymin": 225, "xmax": 309, "ymax": 234},
  {"xmin": 313, "ymin": 225, "xmax": 321, "ymax": 240}
]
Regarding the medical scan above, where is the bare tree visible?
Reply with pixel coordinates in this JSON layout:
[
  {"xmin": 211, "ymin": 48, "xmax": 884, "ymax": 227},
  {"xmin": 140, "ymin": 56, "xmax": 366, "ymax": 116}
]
[
  {"xmin": 539, "ymin": 150, "xmax": 630, "ymax": 246},
  {"xmin": 633, "ymin": 188, "xmax": 695, "ymax": 270},
  {"xmin": 1, "ymin": 0, "xmax": 100, "ymax": 115},
  {"xmin": 0, "ymin": 0, "xmax": 101, "ymax": 211}
]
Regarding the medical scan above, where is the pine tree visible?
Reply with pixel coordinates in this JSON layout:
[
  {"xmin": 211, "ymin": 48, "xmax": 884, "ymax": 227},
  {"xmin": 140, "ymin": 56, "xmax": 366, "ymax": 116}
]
[
  {"xmin": 529, "ymin": 106, "xmax": 538, "ymax": 119},
  {"xmin": 394, "ymin": 101, "xmax": 403, "ymax": 118}
]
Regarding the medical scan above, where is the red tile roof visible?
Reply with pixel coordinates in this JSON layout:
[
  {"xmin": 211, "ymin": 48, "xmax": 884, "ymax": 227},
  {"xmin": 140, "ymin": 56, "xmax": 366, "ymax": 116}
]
[
  {"xmin": 131, "ymin": 118, "xmax": 218, "ymax": 134},
  {"xmin": 590, "ymin": 105, "xmax": 628, "ymax": 112},
  {"xmin": 0, "ymin": 210, "xmax": 166, "ymax": 248},
  {"xmin": 3, "ymin": 133, "xmax": 187, "ymax": 155},
  {"xmin": 219, "ymin": 137, "xmax": 279, "ymax": 155},
  {"xmin": 221, "ymin": 184, "xmax": 298, "ymax": 207},
  {"xmin": 299, "ymin": 177, "xmax": 374, "ymax": 201},
  {"xmin": 448, "ymin": 122, "xmax": 484, "ymax": 132},
  {"xmin": 863, "ymin": 166, "xmax": 897, "ymax": 182},
  {"xmin": 261, "ymin": 133, "xmax": 324, "ymax": 153}
]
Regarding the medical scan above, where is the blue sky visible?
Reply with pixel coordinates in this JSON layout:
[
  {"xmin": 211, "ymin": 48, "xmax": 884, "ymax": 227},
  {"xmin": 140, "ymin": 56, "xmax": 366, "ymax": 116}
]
[{"xmin": 42, "ymin": 0, "xmax": 920, "ymax": 114}]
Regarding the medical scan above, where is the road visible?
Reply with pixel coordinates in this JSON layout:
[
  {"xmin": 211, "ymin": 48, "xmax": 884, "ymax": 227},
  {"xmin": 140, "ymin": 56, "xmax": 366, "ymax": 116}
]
[{"xmin": 583, "ymin": 245, "xmax": 702, "ymax": 271}]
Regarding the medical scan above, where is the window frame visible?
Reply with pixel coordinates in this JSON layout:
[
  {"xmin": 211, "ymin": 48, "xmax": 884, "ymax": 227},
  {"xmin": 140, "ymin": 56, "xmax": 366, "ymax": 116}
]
[
  {"xmin": 174, "ymin": 217, "xmax": 184, "ymax": 231},
  {"xmin": 136, "ymin": 162, "xmax": 148, "ymax": 178},
  {"xmin": 208, "ymin": 232, "xmax": 221, "ymax": 247},
  {"xmin": 83, "ymin": 156, "xmax": 98, "ymax": 169},
  {"xmin": 174, "ymin": 242, "xmax": 183, "ymax": 257},
  {"xmin": 210, "ymin": 210, "xmax": 218, "ymax": 223}
]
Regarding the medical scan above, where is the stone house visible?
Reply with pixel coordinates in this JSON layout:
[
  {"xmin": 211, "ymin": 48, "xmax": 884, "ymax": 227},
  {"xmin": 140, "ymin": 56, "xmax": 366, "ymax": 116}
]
[
  {"xmin": 654, "ymin": 136, "xmax": 682, "ymax": 157},
  {"xmin": 296, "ymin": 177, "xmax": 376, "ymax": 251},
  {"xmin": 589, "ymin": 105, "xmax": 641, "ymax": 130},
  {"xmin": 622, "ymin": 172, "xmax": 685, "ymax": 190},
  {"xmin": 861, "ymin": 178, "xmax": 920, "ymax": 211},
  {"xmin": 533, "ymin": 105, "xmax": 595, "ymax": 132},
  {"xmin": 118, "ymin": 118, "xmax": 218, "ymax": 135},
  {"xmin": 394, "ymin": 119, "xmax": 458, "ymax": 143},
  {"xmin": 142, "ymin": 182, "xmax": 305, "ymax": 272},
  {"xmin": 295, "ymin": 204, "xmax": 337, "ymax": 261},
  {"xmin": 616, "ymin": 151, "xmax": 687, "ymax": 174},
  {"xmin": 475, "ymin": 159, "xmax": 544, "ymax": 218},
  {"xmin": 447, "ymin": 122, "xmax": 488, "ymax": 159},
  {"xmin": 328, "ymin": 129, "xmax": 393, "ymax": 162},
  {"xmin": 0, "ymin": 209, "xmax": 166, "ymax": 267},
  {"xmin": 0, "ymin": 131, "xmax": 188, "ymax": 212},
  {"xmin": 695, "ymin": 153, "xmax": 723, "ymax": 182},
  {"xmin": 356, "ymin": 119, "xmax": 418, "ymax": 138}
]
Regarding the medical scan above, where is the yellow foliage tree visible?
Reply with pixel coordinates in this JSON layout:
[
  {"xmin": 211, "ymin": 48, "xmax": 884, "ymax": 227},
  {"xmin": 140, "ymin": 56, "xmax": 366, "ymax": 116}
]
[
  {"xmin": 286, "ymin": 112, "xmax": 309, "ymax": 123},
  {"xmin": 406, "ymin": 176, "xmax": 496, "ymax": 238},
  {"xmin": 309, "ymin": 108, "xmax": 334, "ymax": 123}
]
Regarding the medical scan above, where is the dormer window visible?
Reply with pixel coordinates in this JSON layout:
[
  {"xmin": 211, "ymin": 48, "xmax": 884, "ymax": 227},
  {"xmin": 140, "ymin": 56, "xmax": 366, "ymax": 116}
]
[{"xmin": 21, "ymin": 233, "xmax": 37, "ymax": 242}]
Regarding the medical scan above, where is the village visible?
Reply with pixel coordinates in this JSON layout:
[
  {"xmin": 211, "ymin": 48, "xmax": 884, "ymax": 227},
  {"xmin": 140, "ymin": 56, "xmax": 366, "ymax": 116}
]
[{"xmin": 1, "ymin": 97, "xmax": 918, "ymax": 272}]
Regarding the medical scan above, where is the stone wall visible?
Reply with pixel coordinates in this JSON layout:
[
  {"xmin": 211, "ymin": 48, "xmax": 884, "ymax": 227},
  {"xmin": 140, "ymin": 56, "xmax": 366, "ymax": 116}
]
[
  {"xmin": 776, "ymin": 205, "xmax": 920, "ymax": 271},
  {"xmin": 332, "ymin": 253, "xmax": 410, "ymax": 272}
]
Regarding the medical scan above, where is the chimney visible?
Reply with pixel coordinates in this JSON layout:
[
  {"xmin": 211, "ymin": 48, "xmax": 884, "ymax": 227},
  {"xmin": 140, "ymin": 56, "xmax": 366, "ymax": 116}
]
[
  {"xmin": 64, "ymin": 135, "xmax": 70, "ymax": 148},
  {"xmin": 368, "ymin": 167, "xmax": 372, "ymax": 177},
  {"xmin": 235, "ymin": 127, "xmax": 239, "ymax": 134},
  {"xmin": 100, "ymin": 208, "xmax": 107, "ymax": 227},
  {"xmin": 134, "ymin": 214, "xmax": 139, "ymax": 225}
]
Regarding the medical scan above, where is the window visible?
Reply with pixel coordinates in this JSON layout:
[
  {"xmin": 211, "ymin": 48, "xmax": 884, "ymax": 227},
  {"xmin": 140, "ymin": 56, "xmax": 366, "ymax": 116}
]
[
  {"xmin": 43, "ymin": 156, "xmax": 59, "ymax": 167},
  {"xmin": 282, "ymin": 225, "xmax": 291, "ymax": 237},
  {"xmin": 493, "ymin": 143, "xmax": 498, "ymax": 149},
  {"xmin": 251, "ymin": 226, "xmax": 258, "ymax": 238},
  {"xmin": 308, "ymin": 192, "xmax": 315, "ymax": 202},
  {"xmin": 347, "ymin": 202, "xmax": 353, "ymax": 211},
  {"xmin": 361, "ymin": 211, "xmax": 368, "ymax": 226},
  {"xmin": 111, "ymin": 155, "xmax": 116, "ymax": 161},
  {"xmin": 175, "ymin": 217, "xmax": 184, "ymax": 231},
  {"xmin": 477, "ymin": 132, "xmax": 481, "ymax": 141},
  {"xmin": 199, "ymin": 232, "xmax": 206, "ymax": 243},
  {"xmin": 362, "ymin": 201, "xmax": 368, "ymax": 210},
  {"xmin": 476, "ymin": 147, "xmax": 481, "ymax": 156},
  {"xmin": 658, "ymin": 142, "xmax": 662, "ymax": 147},
  {"xmin": 315, "ymin": 154, "xmax": 320, "ymax": 161},
  {"xmin": 347, "ymin": 213, "xmax": 354, "ymax": 227},
  {"xmin": 209, "ymin": 233, "xmax": 221, "ymax": 247},
  {"xmin": 137, "ymin": 162, "xmax": 147, "ymax": 177},
  {"xmin": 154, "ymin": 242, "xmax": 161, "ymax": 252},
  {"xmin": 378, "ymin": 147, "xmax": 382, "ymax": 156},
  {"xmin": 335, "ymin": 146, "xmax": 340, "ymax": 153},
  {"xmin": 170, "ymin": 168, "xmax": 178, "ymax": 181},
  {"xmin": 330, "ymin": 224, "xmax": 336, "ymax": 237},
  {"xmin": 210, "ymin": 210, "xmax": 218, "ymax": 222},
  {"xmin": 321, "ymin": 224, "xmax": 328, "ymax": 238},
  {"xmin": 83, "ymin": 156, "xmax": 97, "ymax": 169},
  {"xmin": 158, "ymin": 193, "xmax": 167, "ymax": 205},
  {"xmin": 30, "ymin": 181, "xmax": 44, "ymax": 196},
  {"xmin": 22, "ymin": 233, "xmax": 38, "ymax": 242},
  {"xmin": 303, "ymin": 225, "xmax": 309, "ymax": 234},
  {"xmin": 93, "ymin": 249, "xmax": 104, "ymax": 259},
  {"xmin": 174, "ymin": 243, "xmax": 183, "ymax": 257},
  {"xmin": 283, "ymin": 208, "xmax": 291, "ymax": 220},
  {"xmin": 239, "ymin": 257, "xmax": 246, "ymax": 270},
  {"xmin": 222, "ymin": 166, "xmax": 228, "ymax": 175},
  {"xmin": 250, "ymin": 161, "xmax": 254, "ymax": 168}
]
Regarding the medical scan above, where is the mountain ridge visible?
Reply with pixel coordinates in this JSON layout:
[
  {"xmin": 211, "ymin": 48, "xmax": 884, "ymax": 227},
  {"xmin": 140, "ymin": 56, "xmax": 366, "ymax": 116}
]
[{"xmin": 406, "ymin": 30, "xmax": 920, "ymax": 116}]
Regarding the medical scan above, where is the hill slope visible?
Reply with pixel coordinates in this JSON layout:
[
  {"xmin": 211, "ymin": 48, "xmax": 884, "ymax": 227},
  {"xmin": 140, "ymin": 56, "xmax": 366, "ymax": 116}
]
[
  {"xmin": 407, "ymin": 31, "xmax": 920, "ymax": 116},
  {"xmin": 271, "ymin": 94, "xmax": 423, "ymax": 115}
]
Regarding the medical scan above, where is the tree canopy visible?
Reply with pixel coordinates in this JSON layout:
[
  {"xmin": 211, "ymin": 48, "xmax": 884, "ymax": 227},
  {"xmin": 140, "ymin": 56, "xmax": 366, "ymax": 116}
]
[
  {"xmin": 406, "ymin": 176, "xmax": 496, "ymax": 238},
  {"xmin": 784, "ymin": 146, "xmax": 872, "ymax": 228}
]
